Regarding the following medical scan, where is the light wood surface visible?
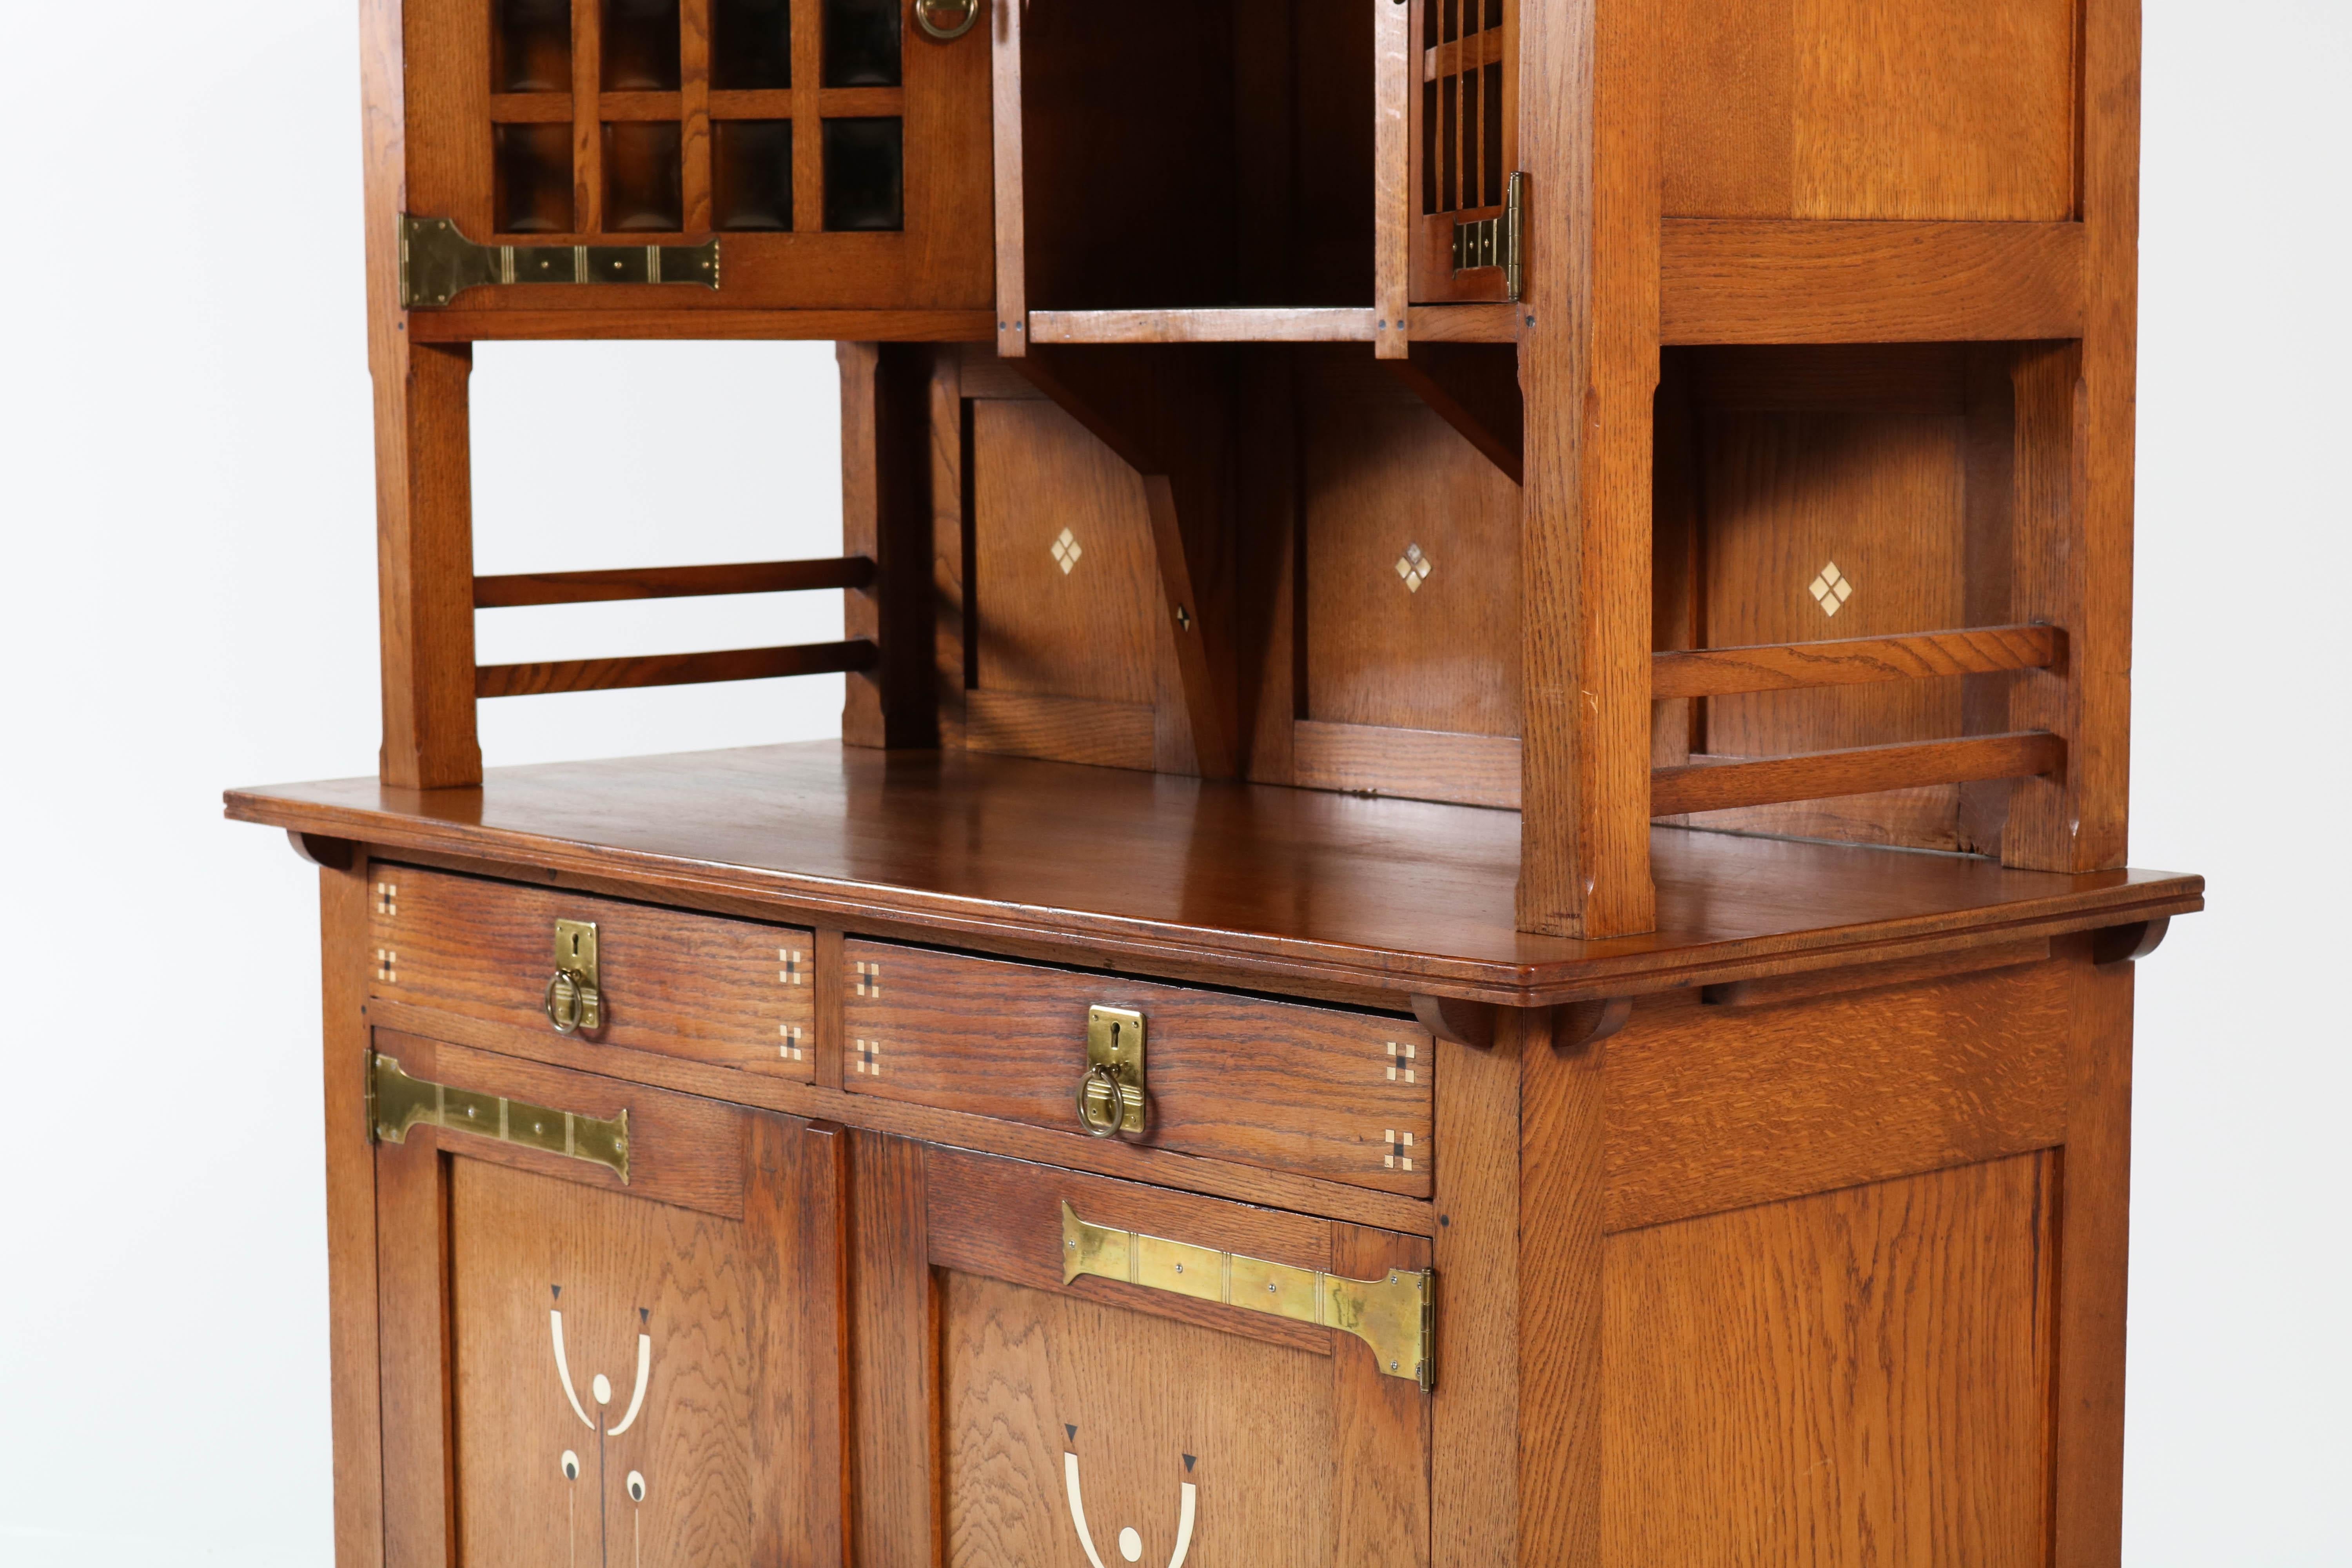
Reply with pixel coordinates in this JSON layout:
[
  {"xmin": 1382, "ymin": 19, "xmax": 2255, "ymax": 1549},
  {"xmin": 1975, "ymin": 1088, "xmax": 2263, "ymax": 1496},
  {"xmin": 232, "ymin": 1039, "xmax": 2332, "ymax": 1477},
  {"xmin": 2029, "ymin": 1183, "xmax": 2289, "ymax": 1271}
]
[
  {"xmin": 1604, "ymin": 1154, "xmax": 2057, "ymax": 1565},
  {"xmin": 229, "ymin": 742, "xmax": 2202, "ymax": 1004}
]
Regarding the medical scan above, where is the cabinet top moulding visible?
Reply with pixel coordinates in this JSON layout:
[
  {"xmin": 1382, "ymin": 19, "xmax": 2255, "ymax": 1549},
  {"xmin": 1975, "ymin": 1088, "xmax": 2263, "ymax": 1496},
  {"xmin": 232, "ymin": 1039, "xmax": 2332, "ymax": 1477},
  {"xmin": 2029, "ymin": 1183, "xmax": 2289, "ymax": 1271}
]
[{"xmin": 225, "ymin": 742, "xmax": 2203, "ymax": 1008}]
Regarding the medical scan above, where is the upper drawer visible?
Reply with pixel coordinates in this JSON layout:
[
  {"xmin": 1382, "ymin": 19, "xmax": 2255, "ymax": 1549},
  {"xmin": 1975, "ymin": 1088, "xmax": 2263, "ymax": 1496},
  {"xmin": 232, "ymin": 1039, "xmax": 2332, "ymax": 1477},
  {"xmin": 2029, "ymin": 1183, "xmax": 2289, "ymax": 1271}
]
[
  {"xmin": 842, "ymin": 941, "xmax": 1434, "ymax": 1197},
  {"xmin": 368, "ymin": 864, "xmax": 815, "ymax": 1080}
]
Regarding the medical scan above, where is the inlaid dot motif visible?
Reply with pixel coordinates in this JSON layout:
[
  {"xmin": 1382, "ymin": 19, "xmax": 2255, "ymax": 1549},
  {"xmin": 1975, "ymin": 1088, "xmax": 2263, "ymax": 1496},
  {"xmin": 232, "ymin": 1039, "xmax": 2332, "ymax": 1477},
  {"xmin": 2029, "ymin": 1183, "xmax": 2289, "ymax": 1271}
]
[
  {"xmin": 1051, "ymin": 528, "xmax": 1084, "ymax": 575},
  {"xmin": 1395, "ymin": 543, "xmax": 1433, "ymax": 593},
  {"xmin": 1808, "ymin": 561, "xmax": 1854, "ymax": 618}
]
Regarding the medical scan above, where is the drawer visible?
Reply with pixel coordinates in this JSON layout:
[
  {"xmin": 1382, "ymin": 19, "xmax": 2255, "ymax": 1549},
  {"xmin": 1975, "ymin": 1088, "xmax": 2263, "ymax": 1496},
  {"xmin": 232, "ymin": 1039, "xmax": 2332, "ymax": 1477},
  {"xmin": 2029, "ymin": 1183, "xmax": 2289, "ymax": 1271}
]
[
  {"xmin": 840, "ymin": 941, "xmax": 1434, "ymax": 1196},
  {"xmin": 367, "ymin": 864, "xmax": 817, "ymax": 1079}
]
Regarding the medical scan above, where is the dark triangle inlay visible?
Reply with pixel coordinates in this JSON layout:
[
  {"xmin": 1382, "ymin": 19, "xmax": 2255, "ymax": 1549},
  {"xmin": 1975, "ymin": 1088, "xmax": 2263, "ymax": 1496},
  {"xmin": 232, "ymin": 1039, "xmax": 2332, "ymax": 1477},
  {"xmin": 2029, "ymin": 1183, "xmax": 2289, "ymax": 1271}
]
[
  {"xmin": 551, "ymin": 1285, "xmax": 562, "ymax": 1301},
  {"xmin": 1065, "ymin": 1424, "xmax": 1078, "ymax": 1443},
  {"xmin": 1183, "ymin": 1454, "xmax": 1196, "ymax": 1472}
]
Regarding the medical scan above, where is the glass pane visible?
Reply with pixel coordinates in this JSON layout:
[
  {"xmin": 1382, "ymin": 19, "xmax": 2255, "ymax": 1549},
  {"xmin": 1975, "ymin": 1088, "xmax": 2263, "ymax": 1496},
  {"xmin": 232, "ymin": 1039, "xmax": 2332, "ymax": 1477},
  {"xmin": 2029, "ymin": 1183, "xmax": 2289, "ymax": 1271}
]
[
  {"xmin": 603, "ymin": 121, "xmax": 683, "ymax": 230},
  {"xmin": 822, "ymin": 0, "xmax": 901, "ymax": 87},
  {"xmin": 714, "ymin": 120, "xmax": 794, "ymax": 230},
  {"xmin": 495, "ymin": 123, "xmax": 574, "ymax": 232},
  {"xmin": 822, "ymin": 117, "xmax": 903, "ymax": 230},
  {"xmin": 602, "ymin": 0, "xmax": 681, "ymax": 91},
  {"xmin": 494, "ymin": 0, "xmax": 572, "ymax": 92},
  {"xmin": 713, "ymin": 0, "xmax": 792, "ymax": 89}
]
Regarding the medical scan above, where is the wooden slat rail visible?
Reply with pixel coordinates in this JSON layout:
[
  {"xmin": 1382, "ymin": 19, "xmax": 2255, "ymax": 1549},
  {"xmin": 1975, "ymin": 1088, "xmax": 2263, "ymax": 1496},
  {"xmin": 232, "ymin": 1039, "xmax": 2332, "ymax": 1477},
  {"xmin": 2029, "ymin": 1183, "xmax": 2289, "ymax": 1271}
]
[
  {"xmin": 1651, "ymin": 732, "xmax": 2064, "ymax": 817},
  {"xmin": 477, "ymin": 640, "xmax": 880, "ymax": 698},
  {"xmin": 1652, "ymin": 625, "xmax": 2061, "ymax": 700},
  {"xmin": 474, "ymin": 557, "xmax": 876, "ymax": 608}
]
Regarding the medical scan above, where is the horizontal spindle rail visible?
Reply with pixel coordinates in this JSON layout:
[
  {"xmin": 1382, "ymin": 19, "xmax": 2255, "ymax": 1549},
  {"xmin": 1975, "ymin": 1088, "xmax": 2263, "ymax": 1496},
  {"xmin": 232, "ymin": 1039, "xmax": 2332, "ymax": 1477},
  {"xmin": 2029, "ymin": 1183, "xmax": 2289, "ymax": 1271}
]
[
  {"xmin": 1653, "ymin": 625, "xmax": 2060, "ymax": 700},
  {"xmin": 477, "ymin": 639, "xmax": 879, "ymax": 698},
  {"xmin": 473, "ymin": 556, "xmax": 876, "ymax": 608},
  {"xmin": 1651, "ymin": 731, "xmax": 2063, "ymax": 817}
]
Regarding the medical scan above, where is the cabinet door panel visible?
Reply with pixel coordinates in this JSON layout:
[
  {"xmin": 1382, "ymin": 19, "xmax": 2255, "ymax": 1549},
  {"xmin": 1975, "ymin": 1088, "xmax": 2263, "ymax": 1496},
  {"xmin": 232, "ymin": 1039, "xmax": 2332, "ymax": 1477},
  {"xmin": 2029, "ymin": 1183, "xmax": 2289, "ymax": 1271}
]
[
  {"xmin": 918, "ymin": 1145, "xmax": 1432, "ymax": 1568},
  {"xmin": 373, "ymin": 1032, "xmax": 845, "ymax": 1567}
]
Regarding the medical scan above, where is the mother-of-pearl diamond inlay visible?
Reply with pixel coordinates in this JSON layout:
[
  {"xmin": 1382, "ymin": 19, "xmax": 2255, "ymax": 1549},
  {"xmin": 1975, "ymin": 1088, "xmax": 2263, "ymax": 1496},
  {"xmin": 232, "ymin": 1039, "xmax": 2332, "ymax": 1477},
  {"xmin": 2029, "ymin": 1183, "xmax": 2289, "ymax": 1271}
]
[
  {"xmin": 1051, "ymin": 528, "xmax": 1084, "ymax": 574},
  {"xmin": 1809, "ymin": 561, "xmax": 1854, "ymax": 617},
  {"xmin": 1395, "ymin": 543, "xmax": 1433, "ymax": 592}
]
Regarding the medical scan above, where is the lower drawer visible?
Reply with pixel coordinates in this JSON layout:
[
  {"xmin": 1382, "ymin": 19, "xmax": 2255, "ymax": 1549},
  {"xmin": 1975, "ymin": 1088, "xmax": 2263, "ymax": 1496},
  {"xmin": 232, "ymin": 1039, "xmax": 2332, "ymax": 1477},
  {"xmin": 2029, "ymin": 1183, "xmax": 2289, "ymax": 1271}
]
[{"xmin": 840, "ymin": 940, "xmax": 1435, "ymax": 1196}]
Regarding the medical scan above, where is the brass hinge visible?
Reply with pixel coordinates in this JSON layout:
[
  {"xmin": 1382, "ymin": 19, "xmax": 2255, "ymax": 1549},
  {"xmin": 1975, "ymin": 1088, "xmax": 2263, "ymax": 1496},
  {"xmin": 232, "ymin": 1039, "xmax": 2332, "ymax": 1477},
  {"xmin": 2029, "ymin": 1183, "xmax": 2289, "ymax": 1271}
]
[
  {"xmin": 369, "ymin": 1054, "xmax": 631, "ymax": 1184},
  {"xmin": 399, "ymin": 214, "xmax": 721, "ymax": 310},
  {"xmin": 1061, "ymin": 1201, "xmax": 1436, "ymax": 1391},
  {"xmin": 1450, "ymin": 171, "xmax": 1524, "ymax": 301}
]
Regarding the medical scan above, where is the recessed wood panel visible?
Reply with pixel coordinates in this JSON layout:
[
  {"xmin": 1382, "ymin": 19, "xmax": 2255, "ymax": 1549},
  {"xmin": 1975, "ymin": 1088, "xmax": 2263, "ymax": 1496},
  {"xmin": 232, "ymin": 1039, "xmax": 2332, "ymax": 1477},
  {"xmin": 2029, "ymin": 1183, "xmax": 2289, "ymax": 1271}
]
[
  {"xmin": 1671, "ymin": 345, "xmax": 1999, "ymax": 848},
  {"xmin": 1662, "ymin": 0, "xmax": 2079, "ymax": 221},
  {"xmin": 1303, "ymin": 357, "xmax": 1521, "ymax": 737},
  {"xmin": 450, "ymin": 1159, "xmax": 755, "ymax": 1568},
  {"xmin": 944, "ymin": 1274, "xmax": 1341, "ymax": 1568},
  {"xmin": 972, "ymin": 397, "xmax": 1162, "ymax": 719},
  {"xmin": 1604, "ymin": 1154, "xmax": 2056, "ymax": 1565}
]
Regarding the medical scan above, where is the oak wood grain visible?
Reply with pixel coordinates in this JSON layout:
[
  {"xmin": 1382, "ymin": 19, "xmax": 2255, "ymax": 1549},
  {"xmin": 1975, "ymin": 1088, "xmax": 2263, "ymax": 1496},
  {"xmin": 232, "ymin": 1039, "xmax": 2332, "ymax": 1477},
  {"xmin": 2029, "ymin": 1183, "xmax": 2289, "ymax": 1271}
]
[
  {"xmin": 368, "ymin": 862, "xmax": 818, "ymax": 1079},
  {"xmin": 1518, "ymin": 1006, "xmax": 1606, "ymax": 1565},
  {"xmin": 405, "ymin": 309, "xmax": 999, "ymax": 342},
  {"xmin": 229, "ymin": 741, "xmax": 2206, "ymax": 1005},
  {"xmin": 840, "ymin": 939, "xmax": 1435, "ymax": 1196},
  {"xmin": 364, "ymin": 993, "xmax": 1439, "ymax": 1237},
  {"xmin": 848, "ymin": 1131, "xmax": 939, "ymax": 1568},
  {"xmin": 1605, "ymin": 966, "xmax": 2068, "ymax": 1231},
  {"xmin": 1653, "ymin": 624, "xmax": 2060, "ymax": 700},
  {"xmin": 1651, "ymin": 731, "xmax": 2063, "ymax": 818},
  {"xmin": 1603, "ymin": 1155, "xmax": 2057, "ymax": 1564},
  {"xmin": 472, "ymin": 557, "xmax": 876, "ymax": 607},
  {"xmin": 319, "ymin": 860, "xmax": 383, "ymax": 1568},
  {"xmin": 1661, "ymin": 218, "xmax": 2086, "ymax": 342},
  {"xmin": 1292, "ymin": 721, "xmax": 1522, "ymax": 810},
  {"xmin": 474, "ymin": 639, "xmax": 878, "ymax": 697}
]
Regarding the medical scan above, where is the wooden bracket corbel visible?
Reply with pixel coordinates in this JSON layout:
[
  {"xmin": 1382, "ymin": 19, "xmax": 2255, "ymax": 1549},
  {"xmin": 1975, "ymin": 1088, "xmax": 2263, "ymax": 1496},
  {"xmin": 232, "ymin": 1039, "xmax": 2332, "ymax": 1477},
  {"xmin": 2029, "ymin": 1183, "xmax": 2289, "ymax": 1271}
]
[
  {"xmin": 1557, "ymin": 998, "xmax": 1633, "ymax": 1052},
  {"xmin": 1411, "ymin": 994, "xmax": 1497, "ymax": 1049},
  {"xmin": 2091, "ymin": 917, "xmax": 2170, "ymax": 967},
  {"xmin": 287, "ymin": 831, "xmax": 356, "ymax": 871}
]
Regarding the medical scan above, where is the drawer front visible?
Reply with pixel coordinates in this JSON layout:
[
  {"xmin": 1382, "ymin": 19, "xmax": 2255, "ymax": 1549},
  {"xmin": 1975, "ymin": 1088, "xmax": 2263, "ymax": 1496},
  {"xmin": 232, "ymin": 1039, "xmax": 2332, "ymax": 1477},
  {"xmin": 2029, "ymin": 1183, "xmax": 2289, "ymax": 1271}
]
[
  {"xmin": 841, "ymin": 942, "xmax": 1434, "ymax": 1196},
  {"xmin": 368, "ymin": 864, "xmax": 816, "ymax": 1079}
]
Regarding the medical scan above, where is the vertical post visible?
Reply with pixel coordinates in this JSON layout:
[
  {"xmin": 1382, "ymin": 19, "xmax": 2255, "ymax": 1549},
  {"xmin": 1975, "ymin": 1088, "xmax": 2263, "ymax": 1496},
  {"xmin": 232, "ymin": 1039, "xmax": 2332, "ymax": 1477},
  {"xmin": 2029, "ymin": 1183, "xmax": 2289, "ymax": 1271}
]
[
  {"xmin": 992, "ymin": 0, "xmax": 1027, "ymax": 357},
  {"xmin": 931, "ymin": 350, "xmax": 970, "ymax": 751},
  {"xmin": 1515, "ymin": 0, "xmax": 1658, "ymax": 936},
  {"xmin": 1374, "ymin": 0, "xmax": 1412, "ymax": 359},
  {"xmin": 1431, "ymin": 1014, "xmax": 1526, "ymax": 1568},
  {"xmin": 318, "ymin": 858, "xmax": 383, "ymax": 1568},
  {"xmin": 2009, "ymin": 0, "xmax": 2137, "ymax": 873},
  {"xmin": 840, "ymin": 342, "xmax": 940, "ymax": 749},
  {"xmin": 366, "ymin": 0, "xmax": 481, "ymax": 791},
  {"xmin": 1517, "ymin": 1008, "xmax": 1607, "ymax": 1566}
]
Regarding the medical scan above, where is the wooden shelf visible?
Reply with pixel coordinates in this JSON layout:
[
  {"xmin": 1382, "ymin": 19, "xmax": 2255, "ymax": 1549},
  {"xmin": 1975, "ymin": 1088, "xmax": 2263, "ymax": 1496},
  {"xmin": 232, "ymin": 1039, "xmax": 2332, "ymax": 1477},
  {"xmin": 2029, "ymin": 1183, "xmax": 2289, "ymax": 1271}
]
[
  {"xmin": 228, "ymin": 742, "xmax": 2200, "ymax": 1007},
  {"xmin": 1026, "ymin": 304, "xmax": 1521, "ymax": 347}
]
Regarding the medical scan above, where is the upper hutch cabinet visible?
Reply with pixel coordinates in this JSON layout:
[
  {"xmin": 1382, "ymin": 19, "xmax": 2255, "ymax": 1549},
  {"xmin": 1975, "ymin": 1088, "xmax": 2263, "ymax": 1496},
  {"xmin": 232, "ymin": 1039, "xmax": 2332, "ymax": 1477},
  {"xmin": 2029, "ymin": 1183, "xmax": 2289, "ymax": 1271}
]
[{"xmin": 399, "ymin": 0, "xmax": 993, "ymax": 313}]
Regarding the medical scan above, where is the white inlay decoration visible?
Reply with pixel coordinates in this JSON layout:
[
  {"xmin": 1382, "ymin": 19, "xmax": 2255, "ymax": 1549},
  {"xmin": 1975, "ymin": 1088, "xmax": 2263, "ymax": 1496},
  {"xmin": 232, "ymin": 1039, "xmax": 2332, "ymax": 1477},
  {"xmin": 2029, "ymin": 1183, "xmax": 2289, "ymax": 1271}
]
[
  {"xmin": 1386, "ymin": 1041, "xmax": 1417, "ymax": 1084},
  {"xmin": 1064, "ymin": 1452, "xmax": 1198, "ymax": 1568},
  {"xmin": 1395, "ymin": 543, "xmax": 1433, "ymax": 593},
  {"xmin": 1384, "ymin": 1130, "xmax": 1416, "ymax": 1172},
  {"xmin": 1052, "ymin": 528, "xmax": 1085, "ymax": 575},
  {"xmin": 1808, "ymin": 561, "xmax": 1854, "ymax": 618}
]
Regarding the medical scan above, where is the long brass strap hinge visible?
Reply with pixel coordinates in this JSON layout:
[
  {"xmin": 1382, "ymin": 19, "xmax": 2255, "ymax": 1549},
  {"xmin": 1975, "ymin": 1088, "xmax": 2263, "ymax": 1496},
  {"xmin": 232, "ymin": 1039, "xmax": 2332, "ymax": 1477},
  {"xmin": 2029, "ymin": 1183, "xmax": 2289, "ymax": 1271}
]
[
  {"xmin": 399, "ymin": 214, "xmax": 721, "ymax": 310},
  {"xmin": 1060, "ymin": 1201, "xmax": 1435, "ymax": 1391},
  {"xmin": 1449, "ymin": 171, "xmax": 1524, "ymax": 301},
  {"xmin": 369, "ymin": 1054, "xmax": 630, "ymax": 1184}
]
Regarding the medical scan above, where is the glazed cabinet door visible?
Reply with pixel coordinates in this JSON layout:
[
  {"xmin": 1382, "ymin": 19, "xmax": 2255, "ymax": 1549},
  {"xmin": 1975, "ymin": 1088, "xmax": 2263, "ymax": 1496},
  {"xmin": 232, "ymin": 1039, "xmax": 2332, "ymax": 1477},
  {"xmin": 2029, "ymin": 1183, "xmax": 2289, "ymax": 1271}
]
[
  {"xmin": 399, "ymin": 0, "xmax": 993, "ymax": 313},
  {"xmin": 370, "ymin": 1030, "xmax": 846, "ymax": 1568},
  {"xmin": 854, "ymin": 1138, "xmax": 1432, "ymax": 1568}
]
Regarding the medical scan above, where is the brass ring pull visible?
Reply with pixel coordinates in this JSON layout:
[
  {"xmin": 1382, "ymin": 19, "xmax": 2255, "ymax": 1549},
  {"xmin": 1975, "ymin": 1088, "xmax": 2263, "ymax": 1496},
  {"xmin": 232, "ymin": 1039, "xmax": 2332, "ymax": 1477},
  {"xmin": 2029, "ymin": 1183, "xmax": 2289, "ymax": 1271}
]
[
  {"xmin": 1074, "ymin": 1062, "xmax": 1129, "ymax": 1138},
  {"xmin": 914, "ymin": 0, "xmax": 981, "ymax": 40},
  {"xmin": 544, "ymin": 969, "xmax": 590, "ymax": 1036}
]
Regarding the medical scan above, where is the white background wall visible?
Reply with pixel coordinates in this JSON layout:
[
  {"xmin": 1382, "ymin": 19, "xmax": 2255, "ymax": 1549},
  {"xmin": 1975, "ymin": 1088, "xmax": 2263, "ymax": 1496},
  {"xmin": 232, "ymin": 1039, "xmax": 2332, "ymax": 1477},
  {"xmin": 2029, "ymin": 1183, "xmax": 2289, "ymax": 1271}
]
[{"xmin": 0, "ymin": 2, "xmax": 2343, "ymax": 1561}]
